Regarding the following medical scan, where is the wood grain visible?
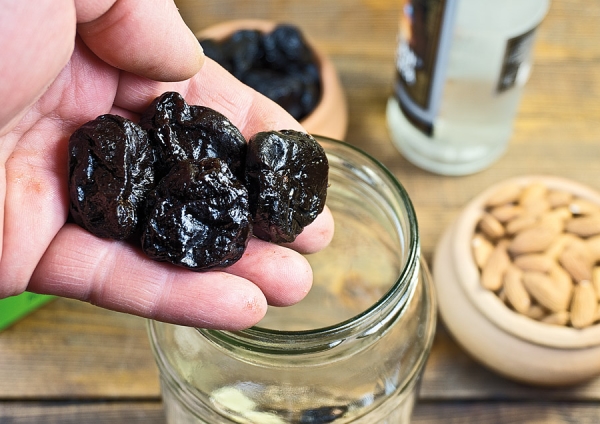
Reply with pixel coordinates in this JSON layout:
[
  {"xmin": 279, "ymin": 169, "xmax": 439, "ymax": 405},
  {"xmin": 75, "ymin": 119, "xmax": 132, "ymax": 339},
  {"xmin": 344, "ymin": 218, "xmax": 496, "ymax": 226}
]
[
  {"xmin": 0, "ymin": 299, "xmax": 160, "ymax": 399},
  {"xmin": 2, "ymin": 400, "xmax": 600, "ymax": 424}
]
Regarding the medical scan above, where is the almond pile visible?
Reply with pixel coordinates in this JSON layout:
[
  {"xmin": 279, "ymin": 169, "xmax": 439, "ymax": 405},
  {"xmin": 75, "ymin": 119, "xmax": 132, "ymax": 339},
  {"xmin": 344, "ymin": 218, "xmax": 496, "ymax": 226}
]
[{"xmin": 472, "ymin": 181, "xmax": 600, "ymax": 329}]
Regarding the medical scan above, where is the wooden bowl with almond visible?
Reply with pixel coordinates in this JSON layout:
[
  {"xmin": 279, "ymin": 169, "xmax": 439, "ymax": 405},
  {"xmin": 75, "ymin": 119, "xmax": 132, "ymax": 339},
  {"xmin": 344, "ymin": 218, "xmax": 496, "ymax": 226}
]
[{"xmin": 433, "ymin": 175, "xmax": 600, "ymax": 386}]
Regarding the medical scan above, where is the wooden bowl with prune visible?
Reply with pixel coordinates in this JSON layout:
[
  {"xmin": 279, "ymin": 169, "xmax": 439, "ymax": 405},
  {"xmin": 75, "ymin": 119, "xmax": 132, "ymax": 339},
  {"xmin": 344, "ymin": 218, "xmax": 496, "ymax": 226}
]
[{"xmin": 197, "ymin": 19, "xmax": 348, "ymax": 141}]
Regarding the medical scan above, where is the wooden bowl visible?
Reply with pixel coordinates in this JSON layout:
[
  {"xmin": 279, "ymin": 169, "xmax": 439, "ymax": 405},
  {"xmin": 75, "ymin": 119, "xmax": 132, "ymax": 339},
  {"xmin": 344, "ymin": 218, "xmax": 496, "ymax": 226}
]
[
  {"xmin": 196, "ymin": 19, "xmax": 348, "ymax": 141},
  {"xmin": 433, "ymin": 175, "xmax": 600, "ymax": 386}
]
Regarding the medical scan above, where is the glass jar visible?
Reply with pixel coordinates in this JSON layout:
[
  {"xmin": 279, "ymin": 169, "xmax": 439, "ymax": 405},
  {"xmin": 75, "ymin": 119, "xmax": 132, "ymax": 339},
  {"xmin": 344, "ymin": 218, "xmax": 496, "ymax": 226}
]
[{"xmin": 147, "ymin": 137, "xmax": 437, "ymax": 423}]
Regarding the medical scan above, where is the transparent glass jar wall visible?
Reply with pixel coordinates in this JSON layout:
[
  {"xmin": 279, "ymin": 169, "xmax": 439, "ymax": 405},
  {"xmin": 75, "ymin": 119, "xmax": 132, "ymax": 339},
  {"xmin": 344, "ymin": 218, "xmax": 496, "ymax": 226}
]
[{"xmin": 147, "ymin": 137, "xmax": 437, "ymax": 423}]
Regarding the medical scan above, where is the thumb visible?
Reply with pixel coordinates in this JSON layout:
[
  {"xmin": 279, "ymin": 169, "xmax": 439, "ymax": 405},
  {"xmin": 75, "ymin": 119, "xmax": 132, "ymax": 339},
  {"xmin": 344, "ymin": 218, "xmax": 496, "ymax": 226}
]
[{"xmin": 75, "ymin": 0, "xmax": 204, "ymax": 82}]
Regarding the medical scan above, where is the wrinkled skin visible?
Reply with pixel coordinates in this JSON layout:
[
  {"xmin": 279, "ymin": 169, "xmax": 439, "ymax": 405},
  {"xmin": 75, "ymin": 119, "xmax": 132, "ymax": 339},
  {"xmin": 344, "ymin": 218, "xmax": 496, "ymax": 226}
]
[
  {"xmin": 0, "ymin": 0, "xmax": 334, "ymax": 330},
  {"xmin": 68, "ymin": 114, "xmax": 156, "ymax": 240},
  {"xmin": 246, "ymin": 130, "xmax": 328, "ymax": 243},
  {"xmin": 142, "ymin": 159, "xmax": 251, "ymax": 270},
  {"xmin": 140, "ymin": 91, "xmax": 247, "ymax": 180}
]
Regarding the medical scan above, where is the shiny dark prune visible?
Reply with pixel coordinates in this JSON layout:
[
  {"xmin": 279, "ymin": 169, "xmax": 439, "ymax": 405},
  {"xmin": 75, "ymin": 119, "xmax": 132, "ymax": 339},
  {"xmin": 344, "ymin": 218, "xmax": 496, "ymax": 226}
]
[
  {"xmin": 200, "ymin": 24, "xmax": 322, "ymax": 121},
  {"xmin": 140, "ymin": 91, "xmax": 247, "ymax": 180},
  {"xmin": 262, "ymin": 24, "xmax": 315, "ymax": 71},
  {"xmin": 141, "ymin": 158, "xmax": 251, "ymax": 271},
  {"xmin": 220, "ymin": 29, "xmax": 264, "ymax": 79},
  {"xmin": 246, "ymin": 130, "xmax": 328, "ymax": 243},
  {"xmin": 68, "ymin": 114, "xmax": 155, "ymax": 240}
]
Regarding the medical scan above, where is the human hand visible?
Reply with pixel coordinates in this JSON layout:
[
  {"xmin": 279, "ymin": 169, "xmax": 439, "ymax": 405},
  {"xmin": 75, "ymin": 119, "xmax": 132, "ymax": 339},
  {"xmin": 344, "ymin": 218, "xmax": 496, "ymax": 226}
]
[{"xmin": 0, "ymin": 0, "xmax": 334, "ymax": 330}]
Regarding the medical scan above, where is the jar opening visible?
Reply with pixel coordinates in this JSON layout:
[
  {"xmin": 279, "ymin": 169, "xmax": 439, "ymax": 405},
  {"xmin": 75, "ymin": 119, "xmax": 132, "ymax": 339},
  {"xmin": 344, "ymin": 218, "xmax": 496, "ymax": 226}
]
[{"xmin": 199, "ymin": 137, "xmax": 420, "ymax": 354}]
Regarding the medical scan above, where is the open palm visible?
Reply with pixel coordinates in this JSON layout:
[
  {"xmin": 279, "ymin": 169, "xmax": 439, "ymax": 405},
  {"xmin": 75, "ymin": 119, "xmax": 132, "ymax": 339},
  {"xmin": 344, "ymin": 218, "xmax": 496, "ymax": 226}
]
[{"xmin": 0, "ymin": 0, "xmax": 333, "ymax": 330}]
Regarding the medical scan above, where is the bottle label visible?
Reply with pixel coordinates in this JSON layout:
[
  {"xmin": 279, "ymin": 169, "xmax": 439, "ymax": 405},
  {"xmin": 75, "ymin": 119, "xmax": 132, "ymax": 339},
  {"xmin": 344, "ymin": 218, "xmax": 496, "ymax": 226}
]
[
  {"xmin": 497, "ymin": 28, "xmax": 538, "ymax": 93},
  {"xmin": 393, "ymin": 0, "xmax": 458, "ymax": 136}
]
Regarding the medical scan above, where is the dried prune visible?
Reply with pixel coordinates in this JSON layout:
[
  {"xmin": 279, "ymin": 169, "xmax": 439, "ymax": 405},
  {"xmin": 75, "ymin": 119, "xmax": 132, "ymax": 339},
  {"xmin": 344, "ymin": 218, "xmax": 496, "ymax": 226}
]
[
  {"xmin": 245, "ymin": 130, "xmax": 328, "ymax": 243},
  {"xmin": 262, "ymin": 24, "xmax": 315, "ymax": 71},
  {"xmin": 200, "ymin": 24, "xmax": 322, "ymax": 121},
  {"xmin": 68, "ymin": 91, "xmax": 329, "ymax": 271},
  {"xmin": 68, "ymin": 114, "xmax": 155, "ymax": 240},
  {"xmin": 220, "ymin": 29, "xmax": 264, "ymax": 79},
  {"xmin": 140, "ymin": 91, "xmax": 247, "ymax": 180},
  {"xmin": 141, "ymin": 158, "xmax": 251, "ymax": 271}
]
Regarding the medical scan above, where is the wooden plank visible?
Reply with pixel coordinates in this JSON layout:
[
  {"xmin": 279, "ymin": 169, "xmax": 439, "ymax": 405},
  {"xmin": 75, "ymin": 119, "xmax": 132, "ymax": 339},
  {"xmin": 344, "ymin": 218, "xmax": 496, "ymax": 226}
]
[
  {"xmin": 2, "ymin": 400, "xmax": 600, "ymax": 424},
  {"xmin": 0, "ymin": 298, "xmax": 160, "ymax": 398},
  {"xmin": 0, "ymin": 402, "xmax": 164, "ymax": 424},
  {"xmin": 412, "ymin": 401, "xmax": 600, "ymax": 424},
  {"xmin": 4, "ymin": 297, "xmax": 600, "ymax": 403}
]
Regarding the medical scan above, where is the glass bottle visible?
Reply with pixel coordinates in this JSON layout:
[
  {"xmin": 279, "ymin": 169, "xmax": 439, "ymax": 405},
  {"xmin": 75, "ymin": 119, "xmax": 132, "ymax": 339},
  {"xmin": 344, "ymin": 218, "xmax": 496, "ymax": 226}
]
[
  {"xmin": 147, "ymin": 137, "xmax": 437, "ymax": 423},
  {"xmin": 387, "ymin": 0, "xmax": 550, "ymax": 176}
]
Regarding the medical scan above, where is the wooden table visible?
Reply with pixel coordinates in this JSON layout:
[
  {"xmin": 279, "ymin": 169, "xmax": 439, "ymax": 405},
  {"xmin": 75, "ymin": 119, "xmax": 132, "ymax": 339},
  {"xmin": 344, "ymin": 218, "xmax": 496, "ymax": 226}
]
[{"xmin": 2, "ymin": 0, "xmax": 600, "ymax": 422}]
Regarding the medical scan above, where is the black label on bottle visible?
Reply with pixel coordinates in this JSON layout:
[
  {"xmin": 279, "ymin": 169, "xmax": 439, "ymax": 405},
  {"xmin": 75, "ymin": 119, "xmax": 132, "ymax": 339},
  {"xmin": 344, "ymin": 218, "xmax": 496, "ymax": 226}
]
[
  {"xmin": 393, "ymin": 0, "xmax": 458, "ymax": 136},
  {"xmin": 497, "ymin": 28, "xmax": 538, "ymax": 93}
]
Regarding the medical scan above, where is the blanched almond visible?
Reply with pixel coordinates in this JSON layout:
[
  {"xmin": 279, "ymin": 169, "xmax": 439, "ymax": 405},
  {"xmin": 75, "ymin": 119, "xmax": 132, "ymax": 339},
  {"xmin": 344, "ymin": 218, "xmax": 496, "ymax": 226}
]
[
  {"xmin": 547, "ymin": 190, "xmax": 573, "ymax": 208},
  {"xmin": 539, "ymin": 209, "xmax": 568, "ymax": 234},
  {"xmin": 472, "ymin": 233, "xmax": 494, "ymax": 269},
  {"xmin": 545, "ymin": 233, "xmax": 578, "ymax": 260},
  {"xmin": 480, "ymin": 240, "xmax": 510, "ymax": 291},
  {"xmin": 559, "ymin": 244, "xmax": 593, "ymax": 283},
  {"xmin": 592, "ymin": 266, "xmax": 600, "ymax": 299},
  {"xmin": 549, "ymin": 264, "xmax": 574, "ymax": 301},
  {"xmin": 542, "ymin": 311, "xmax": 570, "ymax": 326},
  {"xmin": 478, "ymin": 213, "xmax": 505, "ymax": 240},
  {"xmin": 513, "ymin": 254, "xmax": 555, "ymax": 273},
  {"xmin": 525, "ymin": 304, "xmax": 547, "ymax": 320},
  {"xmin": 523, "ymin": 197, "xmax": 551, "ymax": 218},
  {"xmin": 565, "ymin": 214, "xmax": 600, "ymax": 238},
  {"xmin": 586, "ymin": 235, "xmax": 600, "ymax": 261},
  {"xmin": 543, "ymin": 206, "xmax": 572, "ymax": 223},
  {"xmin": 570, "ymin": 281, "xmax": 597, "ymax": 329},
  {"xmin": 509, "ymin": 224, "xmax": 560, "ymax": 255},
  {"xmin": 486, "ymin": 183, "xmax": 522, "ymax": 207},
  {"xmin": 519, "ymin": 182, "xmax": 548, "ymax": 207},
  {"xmin": 522, "ymin": 271, "xmax": 570, "ymax": 313},
  {"xmin": 503, "ymin": 266, "xmax": 530, "ymax": 314},
  {"xmin": 505, "ymin": 215, "xmax": 537, "ymax": 235},
  {"xmin": 490, "ymin": 204, "xmax": 524, "ymax": 223}
]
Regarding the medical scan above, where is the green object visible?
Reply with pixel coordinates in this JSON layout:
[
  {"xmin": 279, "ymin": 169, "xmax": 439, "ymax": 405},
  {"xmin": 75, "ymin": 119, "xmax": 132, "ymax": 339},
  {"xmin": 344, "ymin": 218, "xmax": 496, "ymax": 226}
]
[{"xmin": 0, "ymin": 292, "xmax": 55, "ymax": 331}]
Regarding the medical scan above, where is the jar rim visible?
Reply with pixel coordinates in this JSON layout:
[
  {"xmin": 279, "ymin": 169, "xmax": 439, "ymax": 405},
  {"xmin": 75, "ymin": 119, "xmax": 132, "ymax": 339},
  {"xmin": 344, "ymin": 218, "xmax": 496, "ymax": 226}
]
[{"xmin": 200, "ymin": 137, "xmax": 421, "ymax": 353}]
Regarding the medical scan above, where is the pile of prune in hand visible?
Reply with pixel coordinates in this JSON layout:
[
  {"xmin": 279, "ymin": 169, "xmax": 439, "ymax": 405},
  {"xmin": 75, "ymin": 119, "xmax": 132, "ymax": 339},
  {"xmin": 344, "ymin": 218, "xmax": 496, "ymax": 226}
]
[
  {"xmin": 68, "ymin": 91, "xmax": 328, "ymax": 271},
  {"xmin": 200, "ymin": 24, "xmax": 322, "ymax": 121}
]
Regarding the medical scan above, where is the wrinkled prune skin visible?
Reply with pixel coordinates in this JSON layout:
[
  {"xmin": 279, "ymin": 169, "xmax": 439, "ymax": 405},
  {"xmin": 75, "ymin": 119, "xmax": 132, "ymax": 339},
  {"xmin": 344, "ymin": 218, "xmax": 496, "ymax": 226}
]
[
  {"xmin": 141, "ymin": 158, "xmax": 251, "ymax": 271},
  {"xmin": 263, "ymin": 25, "xmax": 315, "ymax": 71},
  {"xmin": 246, "ymin": 130, "xmax": 328, "ymax": 243},
  {"xmin": 68, "ymin": 114, "xmax": 155, "ymax": 240},
  {"xmin": 139, "ymin": 91, "xmax": 247, "ymax": 180},
  {"xmin": 220, "ymin": 29, "xmax": 264, "ymax": 79},
  {"xmin": 200, "ymin": 24, "xmax": 321, "ymax": 121}
]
